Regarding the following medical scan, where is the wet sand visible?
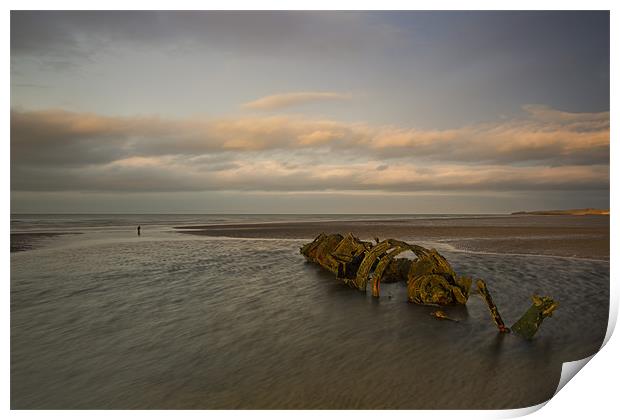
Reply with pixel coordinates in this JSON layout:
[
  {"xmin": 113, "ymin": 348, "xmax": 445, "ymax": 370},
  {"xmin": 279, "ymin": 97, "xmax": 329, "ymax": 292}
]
[
  {"xmin": 11, "ymin": 233, "xmax": 610, "ymax": 409},
  {"xmin": 10, "ymin": 232, "xmax": 80, "ymax": 253},
  {"xmin": 11, "ymin": 214, "xmax": 610, "ymax": 408},
  {"xmin": 176, "ymin": 215, "xmax": 609, "ymax": 260}
]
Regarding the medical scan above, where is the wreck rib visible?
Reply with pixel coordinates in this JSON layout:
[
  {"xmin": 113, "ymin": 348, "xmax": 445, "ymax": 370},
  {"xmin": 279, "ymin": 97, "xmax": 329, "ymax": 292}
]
[
  {"xmin": 371, "ymin": 244, "xmax": 428, "ymax": 297},
  {"xmin": 476, "ymin": 279, "xmax": 509, "ymax": 333},
  {"xmin": 354, "ymin": 240, "xmax": 395, "ymax": 291}
]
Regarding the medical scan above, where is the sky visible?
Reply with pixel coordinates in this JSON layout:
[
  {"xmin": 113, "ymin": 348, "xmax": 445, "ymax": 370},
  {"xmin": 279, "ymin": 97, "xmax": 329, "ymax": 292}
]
[{"xmin": 10, "ymin": 11, "xmax": 610, "ymax": 214}]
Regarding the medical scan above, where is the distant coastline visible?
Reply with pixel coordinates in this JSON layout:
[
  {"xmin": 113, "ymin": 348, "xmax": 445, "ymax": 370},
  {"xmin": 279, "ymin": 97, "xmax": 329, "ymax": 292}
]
[{"xmin": 511, "ymin": 208, "xmax": 609, "ymax": 216}]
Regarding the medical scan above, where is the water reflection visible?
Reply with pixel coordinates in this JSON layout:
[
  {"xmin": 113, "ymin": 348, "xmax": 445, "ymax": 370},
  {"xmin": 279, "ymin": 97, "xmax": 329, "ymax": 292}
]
[{"xmin": 11, "ymin": 236, "xmax": 608, "ymax": 409}]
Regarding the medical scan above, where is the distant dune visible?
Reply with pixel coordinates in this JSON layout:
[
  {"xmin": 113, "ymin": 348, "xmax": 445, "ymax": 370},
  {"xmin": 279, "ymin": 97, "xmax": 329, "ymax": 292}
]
[{"xmin": 511, "ymin": 208, "xmax": 609, "ymax": 216}]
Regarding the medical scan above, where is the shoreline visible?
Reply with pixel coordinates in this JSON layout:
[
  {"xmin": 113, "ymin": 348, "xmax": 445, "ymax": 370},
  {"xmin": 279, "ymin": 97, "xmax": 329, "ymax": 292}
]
[
  {"xmin": 10, "ymin": 232, "xmax": 81, "ymax": 253},
  {"xmin": 175, "ymin": 215, "xmax": 609, "ymax": 261},
  {"xmin": 10, "ymin": 215, "xmax": 609, "ymax": 261}
]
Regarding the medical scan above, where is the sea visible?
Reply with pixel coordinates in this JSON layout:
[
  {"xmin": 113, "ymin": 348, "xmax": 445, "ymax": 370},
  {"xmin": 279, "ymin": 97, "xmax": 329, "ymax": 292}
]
[{"xmin": 10, "ymin": 214, "xmax": 610, "ymax": 409}]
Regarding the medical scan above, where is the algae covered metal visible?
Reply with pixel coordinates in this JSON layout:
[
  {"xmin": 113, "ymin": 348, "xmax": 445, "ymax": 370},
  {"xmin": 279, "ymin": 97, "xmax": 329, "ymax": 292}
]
[
  {"xmin": 300, "ymin": 232, "xmax": 558, "ymax": 339},
  {"xmin": 511, "ymin": 296, "xmax": 559, "ymax": 339}
]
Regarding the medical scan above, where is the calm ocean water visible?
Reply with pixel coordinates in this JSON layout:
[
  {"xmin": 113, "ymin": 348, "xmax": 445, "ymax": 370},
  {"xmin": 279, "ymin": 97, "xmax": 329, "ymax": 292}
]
[{"xmin": 10, "ymin": 214, "xmax": 609, "ymax": 409}]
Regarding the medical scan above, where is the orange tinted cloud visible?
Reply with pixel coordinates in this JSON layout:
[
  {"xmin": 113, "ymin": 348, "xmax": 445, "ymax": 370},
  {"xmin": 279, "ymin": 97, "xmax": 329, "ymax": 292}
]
[
  {"xmin": 10, "ymin": 105, "xmax": 609, "ymax": 193},
  {"xmin": 241, "ymin": 91, "xmax": 352, "ymax": 110}
]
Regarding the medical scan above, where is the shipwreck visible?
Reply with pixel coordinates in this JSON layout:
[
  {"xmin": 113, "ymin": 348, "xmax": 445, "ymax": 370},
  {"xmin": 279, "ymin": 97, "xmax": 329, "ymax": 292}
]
[{"xmin": 300, "ymin": 233, "xmax": 558, "ymax": 339}]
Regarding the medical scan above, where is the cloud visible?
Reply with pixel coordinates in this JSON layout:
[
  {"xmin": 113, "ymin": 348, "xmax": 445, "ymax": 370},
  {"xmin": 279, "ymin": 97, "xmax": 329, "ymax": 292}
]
[
  {"xmin": 10, "ymin": 11, "xmax": 407, "ymax": 65},
  {"xmin": 242, "ymin": 92, "xmax": 352, "ymax": 110},
  {"xmin": 522, "ymin": 104, "xmax": 610, "ymax": 124},
  {"xmin": 10, "ymin": 105, "xmax": 609, "ymax": 194},
  {"xmin": 10, "ymin": 157, "xmax": 608, "ymax": 194},
  {"xmin": 11, "ymin": 106, "xmax": 609, "ymax": 165}
]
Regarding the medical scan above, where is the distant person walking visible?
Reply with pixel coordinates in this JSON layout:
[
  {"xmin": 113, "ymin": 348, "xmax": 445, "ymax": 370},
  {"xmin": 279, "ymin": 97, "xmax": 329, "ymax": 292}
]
[{"xmin": 137, "ymin": 225, "xmax": 141, "ymax": 236}]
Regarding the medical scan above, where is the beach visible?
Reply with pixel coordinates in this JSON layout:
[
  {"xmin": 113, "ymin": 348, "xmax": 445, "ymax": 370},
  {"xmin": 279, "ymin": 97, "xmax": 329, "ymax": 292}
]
[
  {"xmin": 175, "ymin": 214, "xmax": 609, "ymax": 260},
  {"xmin": 10, "ymin": 214, "xmax": 610, "ymax": 409},
  {"xmin": 10, "ymin": 232, "xmax": 80, "ymax": 253}
]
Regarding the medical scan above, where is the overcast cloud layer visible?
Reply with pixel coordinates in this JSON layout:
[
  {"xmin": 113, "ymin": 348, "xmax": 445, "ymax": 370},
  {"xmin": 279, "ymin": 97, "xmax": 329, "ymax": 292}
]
[
  {"xmin": 10, "ymin": 11, "xmax": 609, "ymax": 213},
  {"xmin": 11, "ymin": 105, "xmax": 609, "ymax": 193}
]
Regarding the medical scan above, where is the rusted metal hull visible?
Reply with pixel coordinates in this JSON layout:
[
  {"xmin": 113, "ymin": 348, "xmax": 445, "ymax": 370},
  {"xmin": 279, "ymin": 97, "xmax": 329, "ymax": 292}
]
[{"xmin": 301, "ymin": 232, "xmax": 557, "ymax": 339}]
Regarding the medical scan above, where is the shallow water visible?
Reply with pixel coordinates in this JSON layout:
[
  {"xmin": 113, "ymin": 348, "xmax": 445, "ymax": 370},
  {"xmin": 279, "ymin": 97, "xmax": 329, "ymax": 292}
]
[{"xmin": 10, "ymin": 216, "xmax": 609, "ymax": 409}]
